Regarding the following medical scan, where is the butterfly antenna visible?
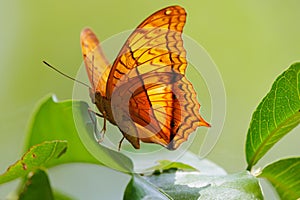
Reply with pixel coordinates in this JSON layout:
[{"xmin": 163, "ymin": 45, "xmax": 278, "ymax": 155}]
[{"xmin": 43, "ymin": 61, "xmax": 91, "ymax": 89}]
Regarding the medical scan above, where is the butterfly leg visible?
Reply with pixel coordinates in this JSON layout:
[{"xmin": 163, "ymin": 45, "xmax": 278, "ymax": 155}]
[
  {"xmin": 87, "ymin": 108, "xmax": 105, "ymax": 143},
  {"xmin": 96, "ymin": 110, "xmax": 107, "ymax": 142},
  {"xmin": 118, "ymin": 137, "xmax": 125, "ymax": 151},
  {"xmin": 88, "ymin": 108, "xmax": 104, "ymax": 118},
  {"xmin": 101, "ymin": 111, "xmax": 107, "ymax": 134}
]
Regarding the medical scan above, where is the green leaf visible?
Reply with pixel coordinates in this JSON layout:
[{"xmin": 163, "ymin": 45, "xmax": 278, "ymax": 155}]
[
  {"xmin": 259, "ymin": 157, "xmax": 300, "ymax": 200},
  {"xmin": 148, "ymin": 160, "xmax": 197, "ymax": 174},
  {"xmin": 0, "ymin": 141, "xmax": 67, "ymax": 185},
  {"xmin": 124, "ymin": 175, "xmax": 172, "ymax": 200},
  {"xmin": 24, "ymin": 95, "xmax": 133, "ymax": 172},
  {"xmin": 124, "ymin": 171, "xmax": 263, "ymax": 200},
  {"xmin": 246, "ymin": 62, "xmax": 300, "ymax": 169},
  {"xmin": 18, "ymin": 169, "xmax": 54, "ymax": 200}
]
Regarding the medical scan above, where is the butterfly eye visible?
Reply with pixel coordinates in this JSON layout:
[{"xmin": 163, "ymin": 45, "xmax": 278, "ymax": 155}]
[{"xmin": 92, "ymin": 91, "xmax": 102, "ymax": 104}]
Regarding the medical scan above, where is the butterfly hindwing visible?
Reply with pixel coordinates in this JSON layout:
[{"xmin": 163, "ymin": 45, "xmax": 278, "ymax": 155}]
[{"xmin": 111, "ymin": 70, "xmax": 209, "ymax": 149}]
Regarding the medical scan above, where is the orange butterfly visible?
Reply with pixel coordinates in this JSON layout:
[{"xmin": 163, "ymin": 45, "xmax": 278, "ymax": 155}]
[{"xmin": 80, "ymin": 5, "xmax": 210, "ymax": 150}]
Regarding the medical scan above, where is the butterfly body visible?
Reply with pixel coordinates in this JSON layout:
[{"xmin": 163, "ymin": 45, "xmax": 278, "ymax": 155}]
[
  {"xmin": 81, "ymin": 6, "xmax": 210, "ymax": 150},
  {"xmin": 90, "ymin": 90, "xmax": 116, "ymax": 125},
  {"xmin": 89, "ymin": 87, "xmax": 142, "ymax": 149}
]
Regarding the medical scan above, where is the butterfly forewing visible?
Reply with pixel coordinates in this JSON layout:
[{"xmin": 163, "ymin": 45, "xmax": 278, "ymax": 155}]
[
  {"xmin": 80, "ymin": 28, "xmax": 111, "ymax": 96},
  {"xmin": 106, "ymin": 6, "xmax": 187, "ymax": 98}
]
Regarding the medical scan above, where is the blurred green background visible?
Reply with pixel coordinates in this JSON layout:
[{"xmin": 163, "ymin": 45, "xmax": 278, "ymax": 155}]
[{"xmin": 1, "ymin": 0, "xmax": 299, "ymax": 199}]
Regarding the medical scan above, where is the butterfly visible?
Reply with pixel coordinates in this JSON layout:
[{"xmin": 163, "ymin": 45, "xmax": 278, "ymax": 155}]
[{"xmin": 80, "ymin": 5, "xmax": 210, "ymax": 150}]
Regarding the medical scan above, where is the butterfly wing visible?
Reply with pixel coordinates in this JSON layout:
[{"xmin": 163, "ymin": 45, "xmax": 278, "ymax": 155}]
[
  {"xmin": 111, "ymin": 71, "xmax": 210, "ymax": 150},
  {"xmin": 80, "ymin": 28, "xmax": 111, "ymax": 96},
  {"xmin": 108, "ymin": 6, "xmax": 209, "ymax": 149},
  {"xmin": 166, "ymin": 76, "xmax": 210, "ymax": 149},
  {"xmin": 106, "ymin": 5, "xmax": 187, "ymax": 97}
]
